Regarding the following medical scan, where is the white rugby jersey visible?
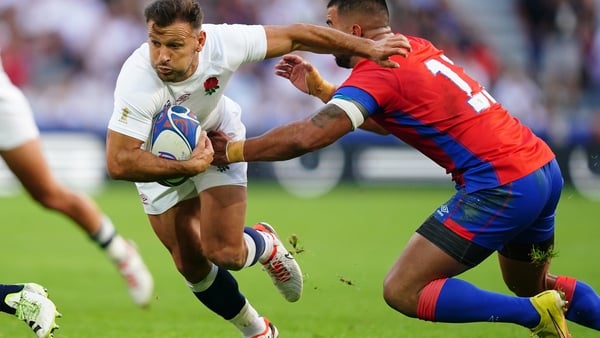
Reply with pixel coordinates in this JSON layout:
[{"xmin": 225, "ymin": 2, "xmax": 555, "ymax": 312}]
[{"xmin": 108, "ymin": 23, "xmax": 267, "ymax": 148}]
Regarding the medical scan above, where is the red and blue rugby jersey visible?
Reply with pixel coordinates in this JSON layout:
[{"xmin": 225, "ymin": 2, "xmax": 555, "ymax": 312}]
[{"xmin": 335, "ymin": 36, "xmax": 555, "ymax": 192}]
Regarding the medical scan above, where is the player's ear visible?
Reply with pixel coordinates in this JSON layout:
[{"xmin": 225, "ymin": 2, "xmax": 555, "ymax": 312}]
[
  {"xmin": 196, "ymin": 30, "xmax": 206, "ymax": 52},
  {"xmin": 351, "ymin": 24, "xmax": 363, "ymax": 37}
]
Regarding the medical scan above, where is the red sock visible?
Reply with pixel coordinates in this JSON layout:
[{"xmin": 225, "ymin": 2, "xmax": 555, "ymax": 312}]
[
  {"xmin": 417, "ymin": 278, "xmax": 447, "ymax": 321},
  {"xmin": 554, "ymin": 275, "xmax": 577, "ymax": 311}
]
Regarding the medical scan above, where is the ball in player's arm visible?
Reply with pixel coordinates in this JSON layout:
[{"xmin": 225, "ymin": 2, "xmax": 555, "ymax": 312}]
[
  {"xmin": 104, "ymin": 0, "xmax": 411, "ymax": 337},
  {"xmin": 210, "ymin": 1, "xmax": 600, "ymax": 337}
]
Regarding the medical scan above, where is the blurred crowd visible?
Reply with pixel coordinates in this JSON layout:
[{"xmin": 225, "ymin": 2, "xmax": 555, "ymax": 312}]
[{"xmin": 1, "ymin": 0, "xmax": 599, "ymax": 145}]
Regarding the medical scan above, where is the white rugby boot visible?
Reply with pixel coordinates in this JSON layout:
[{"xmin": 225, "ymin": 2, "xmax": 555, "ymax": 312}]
[
  {"xmin": 5, "ymin": 283, "xmax": 61, "ymax": 338},
  {"xmin": 114, "ymin": 240, "xmax": 154, "ymax": 307},
  {"xmin": 246, "ymin": 317, "xmax": 279, "ymax": 338},
  {"xmin": 253, "ymin": 222, "xmax": 303, "ymax": 302}
]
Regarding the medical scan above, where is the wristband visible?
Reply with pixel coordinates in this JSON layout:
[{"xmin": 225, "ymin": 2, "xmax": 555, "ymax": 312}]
[
  {"xmin": 225, "ymin": 140, "xmax": 245, "ymax": 163},
  {"xmin": 306, "ymin": 68, "xmax": 336, "ymax": 102}
]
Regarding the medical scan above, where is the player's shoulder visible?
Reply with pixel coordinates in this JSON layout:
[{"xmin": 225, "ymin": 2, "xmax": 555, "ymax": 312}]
[
  {"xmin": 119, "ymin": 44, "xmax": 155, "ymax": 81},
  {"xmin": 203, "ymin": 23, "xmax": 264, "ymax": 37},
  {"xmin": 115, "ymin": 44, "xmax": 163, "ymax": 97}
]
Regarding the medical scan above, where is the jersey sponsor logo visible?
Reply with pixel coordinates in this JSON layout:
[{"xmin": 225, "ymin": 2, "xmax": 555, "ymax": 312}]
[{"xmin": 175, "ymin": 93, "xmax": 191, "ymax": 105}]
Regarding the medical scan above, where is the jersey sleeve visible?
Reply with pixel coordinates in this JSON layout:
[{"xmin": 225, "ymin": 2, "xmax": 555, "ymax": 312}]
[
  {"xmin": 203, "ymin": 24, "xmax": 267, "ymax": 68},
  {"xmin": 108, "ymin": 47, "xmax": 162, "ymax": 145}
]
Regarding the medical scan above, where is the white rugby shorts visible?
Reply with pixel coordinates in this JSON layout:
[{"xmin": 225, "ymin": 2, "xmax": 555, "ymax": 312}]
[
  {"xmin": 0, "ymin": 71, "xmax": 40, "ymax": 150},
  {"xmin": 136, "ymin": 98, "xmax": 248, "ymax": 215}
]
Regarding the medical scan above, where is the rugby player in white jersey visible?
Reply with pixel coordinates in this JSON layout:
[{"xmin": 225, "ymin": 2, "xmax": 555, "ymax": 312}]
[
  {"xmin": 0, "ymin": 54, "xmax": 153, "ymax": 311},
  {"xmin": 106, "ymin": 0, "xmax": 410, "ymax": 336}
]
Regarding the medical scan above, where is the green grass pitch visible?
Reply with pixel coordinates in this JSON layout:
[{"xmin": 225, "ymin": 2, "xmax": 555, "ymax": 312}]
[{"xmin": 0, "ymin": 182, "xmax": 598, "ymax": 337}]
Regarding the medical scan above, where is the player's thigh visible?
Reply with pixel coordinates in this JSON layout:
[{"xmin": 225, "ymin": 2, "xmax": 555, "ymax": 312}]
[
  {"xmin": 199, "ymin": 184, "xmax": 247, "ymax": 249},
  {"xmin": 1, "ymin": 138, "xmax": 60, "ymax": 196},
  {"xmin": 148, "ymin": 197, "xmax": 203, "ymax": 257},
  {"xmin": 0, "ymin": 87, "xmax": 55, "ymax": 196},
  {"xmin": 388, "ymin": 211, "xmax": 496, "ymax": 293},
  {"xmin": 385, "ymin": 231, "xmax": 472, "ymax": 294}
]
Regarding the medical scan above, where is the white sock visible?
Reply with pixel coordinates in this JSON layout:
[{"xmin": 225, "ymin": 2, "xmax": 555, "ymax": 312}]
[
  {"xmin": 258, "ymin": 231, "xmax": 275, "ymax": 263},
  {"xmin": 185, "ymin": 263, "xmax": 218, "ymax": 292},
  {"xmin": 229, "ymin": 300, "xmax": 266, "ymax": 337},
  {"xmin": 92, "ymin": 215, "xmax": 116, "ymax": 246},
  {"xmin": 243, "ymin": 233, "xmax": 256, "ymax": 268}
]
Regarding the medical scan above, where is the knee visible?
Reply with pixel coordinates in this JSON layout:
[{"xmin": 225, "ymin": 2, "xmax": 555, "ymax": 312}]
[
  {"xmin": 203, "ymin": 244, "xmax": 246, "ymax": 271},
  {"xmin": 504, "ymin": 281, "xmax": 542, "ymax": 297},
  {"xmin": 32, "ymin": 192, "xmax": 62, "ymax": 211},
  {"xmin": 502, "ymin": 274, "xmax": 546, "ymax": 297},
  {"xmin": 382, "ymin": 275, "xmax": 419, "ymax": 318},
  {"xmin": 172, "ymin": 250, "xmax": 211, "ymax": 280},
  {"xmin": 28, "ymin": 186, "xmax": 68, "ymax": 211}
]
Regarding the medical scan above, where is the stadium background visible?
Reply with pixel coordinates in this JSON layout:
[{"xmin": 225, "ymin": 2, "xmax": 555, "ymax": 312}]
[{"xmin": 1, "ymin": 0, "xmax": 600, "ymax": 198}]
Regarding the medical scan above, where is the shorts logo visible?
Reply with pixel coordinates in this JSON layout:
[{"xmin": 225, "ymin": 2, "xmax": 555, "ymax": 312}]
[
  {"xmin": 140, "ymin": 193, "xmax": 149, "ymax": 205},
  {"xmin": 436, "ymin": 204, "xmax": 449, "ymax": 216},
  {"xmin": 217, "ymin": 165, "xmax": 229, "ymax": 173}
]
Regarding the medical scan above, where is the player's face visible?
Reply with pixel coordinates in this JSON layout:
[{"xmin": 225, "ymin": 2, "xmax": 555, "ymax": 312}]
[
  {"xmin": 147, "ymin": 20, "xmax": 205, "ymax": 82},
  {"xmin": 326, "ymin": 6, "xmax": 353, "ymax": 69}
]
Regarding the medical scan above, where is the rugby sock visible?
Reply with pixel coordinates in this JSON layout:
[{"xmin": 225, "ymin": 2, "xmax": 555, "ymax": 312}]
[
  {"xmin": 188, "ymin": 263, "xmax": 246, "ymax": 320},
  {"xmin": 90, "ymin": 215, "xmax": 116, "ymax": 248},
  {"xmin": 555, "ymin": 275, "xmax": 600, "ymax": 329},
  {"xmin": 417, "ymin": 278, "xmax": 539, "ymax": 328},
  {"xmin": 229, "ymin": 300, "xmax": 268, "ymax": 337},
  {"xmin": 243, "ymin": 227, "xmax": 268, "ymax": 267},
  {"xmin": 90, "ymin": 216, "xmax": 131, "ymax": 262},
  {"xmin": 0, "ymin": 284, "xmax": 23, "ymax": 315}
]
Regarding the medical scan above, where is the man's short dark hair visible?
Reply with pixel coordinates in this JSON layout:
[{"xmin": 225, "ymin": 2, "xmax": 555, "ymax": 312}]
[
  {"xmin": 326, "ymin": 0, "xmax": 390, "ymax": 20},
  {"xmin": 144, "ymin": 0, "xmax": 204, "ymax": 29}
]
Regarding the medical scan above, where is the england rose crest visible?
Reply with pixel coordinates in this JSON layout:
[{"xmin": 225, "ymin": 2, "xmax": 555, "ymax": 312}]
[{"xmin": 204, "ymin": 76, "xmax": 220, "ymax": 95}]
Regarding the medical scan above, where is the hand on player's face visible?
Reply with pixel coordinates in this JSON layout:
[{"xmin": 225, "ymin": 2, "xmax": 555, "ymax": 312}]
[
  {"xmin": 207, "ymin": 130, "xmax": 231, "ymax": 166},
  {"xmin": 188, "ymin": 131, "xmax": 214, "ymax": 173},
  {"xmin": 274, "ymin": 54, "xmax": 313, "ymax": 94}
]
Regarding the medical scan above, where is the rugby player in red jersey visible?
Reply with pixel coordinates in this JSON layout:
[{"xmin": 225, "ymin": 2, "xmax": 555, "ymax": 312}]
[{"xmin": 210, "ymin": 1, "xmax": 600, "ymax": 337}]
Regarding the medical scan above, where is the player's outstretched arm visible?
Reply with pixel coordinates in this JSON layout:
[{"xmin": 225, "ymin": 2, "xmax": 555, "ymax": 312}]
[
  {"xmin": 264, "ymin": 24, "xmax": 410, "ymax": 68},
  {"xmin": 210, "ymin": 104, "xmax": 354, "ymax": 166},
  {"xmin": 274, "ymin": 54, "xmax": 336, "ymax": 103}
]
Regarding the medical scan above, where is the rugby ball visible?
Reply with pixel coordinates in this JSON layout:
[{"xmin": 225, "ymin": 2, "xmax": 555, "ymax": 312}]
[{"xmin": 149, "ymin": 105, "xmax": 201, "ymax": 187}]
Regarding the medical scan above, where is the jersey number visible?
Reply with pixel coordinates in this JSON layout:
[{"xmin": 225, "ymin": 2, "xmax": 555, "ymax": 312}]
[{"xmin": 424, "ymin": 56, "xmax": 496, "ymax": 113}]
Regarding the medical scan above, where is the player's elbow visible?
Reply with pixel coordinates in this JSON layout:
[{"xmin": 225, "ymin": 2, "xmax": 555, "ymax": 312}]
[{"xmin": 105, "ymin": 157, "xmax": 128, "ymax": 180}]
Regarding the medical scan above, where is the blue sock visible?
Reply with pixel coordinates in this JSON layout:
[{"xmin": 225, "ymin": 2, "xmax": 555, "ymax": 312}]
[
  {"xmin": 193, "ymin": 267, "xmax": 246, "ymax": 320},
  {"xmin": 0, "ymin": 284, "xmax": 24, "ymax": 315},
  {"xmin": 243, "ymin": 227, "xmax": 266, "ymax": 266},
  {"xmin": 566, "ymin": 280, "xmax": 600, "ymax": 329},
  {"xmin": 432, "ymin": 278, "xmax": 539, "ymax": 328}
]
